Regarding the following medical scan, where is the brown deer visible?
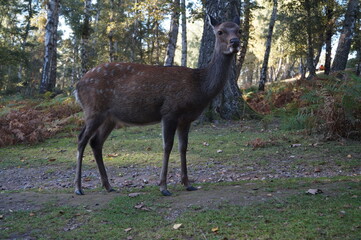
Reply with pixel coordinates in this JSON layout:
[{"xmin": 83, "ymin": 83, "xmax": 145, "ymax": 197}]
[{"xmin": 74, "ymin": 15, "xmax": 241, "ymax": 196}]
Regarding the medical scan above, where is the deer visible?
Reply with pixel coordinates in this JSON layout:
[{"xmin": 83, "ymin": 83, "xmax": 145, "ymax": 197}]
[{"xmin": 74, "ymin": 15, "xmax": 241, "ymax": 196}]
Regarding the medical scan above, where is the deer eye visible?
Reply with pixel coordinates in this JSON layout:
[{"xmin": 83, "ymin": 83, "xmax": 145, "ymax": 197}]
[{"xmin": 217, "ymin": 31, "xmax": 223, "ymax": 35}]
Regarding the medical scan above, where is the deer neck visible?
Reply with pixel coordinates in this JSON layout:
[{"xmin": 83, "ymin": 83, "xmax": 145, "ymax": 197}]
[{"xmin": 201, "ymin": 48, "xmax": 234, "ymax": 99}]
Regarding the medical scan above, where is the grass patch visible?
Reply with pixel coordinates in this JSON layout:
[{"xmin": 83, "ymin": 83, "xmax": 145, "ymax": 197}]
[{"xmin": 1, "ymin": 177, "xmax": 360, "ymax": 239}]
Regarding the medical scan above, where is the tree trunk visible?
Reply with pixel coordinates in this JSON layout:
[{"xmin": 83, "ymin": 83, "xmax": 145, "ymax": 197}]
[
  {"xmin": 181, "ymin": 0, "xmax": 187, "ymax": 67},
  {"xmin": 198, "ymin": 0, "xmax": 254, "ymax": 121},
  {"xmin": 39, "ymin": 0, "xmax": 60, "ymax": 94},
  {"xmin": 108, "ymin": 0, "xmax": 116, "ymax": 62},
  {"xmin": 332, "ymin": 0, "xmax": 359, "ymax": 71},
  {"xmin": 259, "ymin": 0, "xmax": 278, "ymax": 91},
  {"xmin": 80, "ymin": 0, "xmax": 92, "ymax": 76},
  {"xmin": 324, "ymin": 1, "xmax": 335, "ymax": 75},
  {"xmin": 305, "ymin": 0, "xmax": 316, "ymax": 79},
  {"xmin": 236, "ymin": 0, "xmax": 251, "ymax": 75},
  {"xmin": 164, "ymin": 0, "xmax": 180, "ymax": 66}
]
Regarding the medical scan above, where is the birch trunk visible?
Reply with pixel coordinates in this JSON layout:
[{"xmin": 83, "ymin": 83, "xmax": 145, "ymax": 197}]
[
  {"xmin": 324, "ymin": 0, "xmax": 335, "ymax": 75},
  {"xmin": 39, "ymin": 0, "xmax": 60, "ymax": 93},
  {"xmin": 80, "ymin": 0, "xmax": 92, "ymax": 76},
  {"xmin": 164, "ymin": 0, "xmax": 180, "ymax": 66},
  {"xmin": 181, "ymin": 0, "xmax": 187, "ymax": 67},
  {"xmin": 258, "ymin": 0, "xmax": 278, "ymax": 91},
  {"xmin": 236, "ymin": 0, "xmax": 251, "ymax": 75}
]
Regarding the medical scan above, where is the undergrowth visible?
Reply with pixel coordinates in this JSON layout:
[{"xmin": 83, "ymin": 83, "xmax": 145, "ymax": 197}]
[
  {"xmin": 0, "ymin": 94, "xmax": 82, "ymax": 147},
  {"xmin": 245, "ymin": 71, "xmax": 361, "ymax": 139}
]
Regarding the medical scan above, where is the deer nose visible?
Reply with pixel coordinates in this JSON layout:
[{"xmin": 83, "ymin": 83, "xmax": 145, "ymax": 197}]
[{"xmin": 230, "ymin": 38, "xmax": 240, "ymax": 47}]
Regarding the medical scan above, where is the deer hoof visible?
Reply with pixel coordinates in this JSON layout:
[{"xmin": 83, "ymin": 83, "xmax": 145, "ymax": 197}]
[
  {"xmin": 161, "ymin": 190, "xmax": 172, "ymax": 196},
  {"xmin": 186, "ymin": 186, "xmax": 198, "ymax": 191},
  {"xmin": 75, "ymin": 189, "xmax": 85, "ymax": 195}
]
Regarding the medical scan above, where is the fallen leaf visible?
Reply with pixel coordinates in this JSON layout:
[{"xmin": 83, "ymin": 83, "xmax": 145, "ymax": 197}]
[
  {"xmin": 48, "ymin": 158, "xmax": 56, "ymax": 162},
  {"xmin": 84, "ymin": 177, "xmax": 91, "ymax": 182},
  {"xmin": 107, "ymin": 153, "xmax": 119, "ymax": 157},
  {"xmin": 128, "ymin": 193, "xmax": 140, "ymax": 198},
  {"xmin": 203, "ymin": 142, "xmax": 209, "ymax": 146},
  {"xmin": 217, "ymin": 149, "xmax": 223, "ymax": 153},
  {"xmin": 134, "ymin": 203, "xmax": 144, "ymax": 209},
  {"xmin": 290, "ymin": 144, "xmax": 302, "ymax": 148},
  {"xmin": 124, "ymin": 228, "xmax": 132, "ymax": 232},
  {"xmin": 347, "ymin": 154, "xmax": 352, "ymax": 158},
  {"xmin": 314, "ymin": 168, "xmax": 322, "ymax": 173},
  {"xmin": 29, "ymin": 212, "xmax": 35, "ymax": 217},
  {"xmin": 306, "ymin": 189, "xmax": 323, "ymax": 195},
  {"xmin": 211, "ymin": 227, "xmax": 219, "ymax": 233},
  {"xmin": 0, "ymin": 215, "xmax": 3, "ymax": 220},
  {"xmin": 173, "ymin": 223, "xmax": 183, "ymax": 230}
]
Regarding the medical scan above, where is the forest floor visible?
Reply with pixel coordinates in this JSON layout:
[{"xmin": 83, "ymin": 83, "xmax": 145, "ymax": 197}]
[
  {"xmin": 1, "ymin": 71, "xmax": 361, "ymax": 239},
  {"xmin": 1, "ymin": 120, "xmax": 360, "ymax": 239}
]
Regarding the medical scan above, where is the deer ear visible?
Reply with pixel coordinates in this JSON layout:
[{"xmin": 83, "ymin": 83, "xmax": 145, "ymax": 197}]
[
  {"xmin": 207, "ymin": 14, "xmax": 219, "ymax": 28},
  {"xmin": 233, "ymin": 16, "xmax": 240, "ymax": 26}
]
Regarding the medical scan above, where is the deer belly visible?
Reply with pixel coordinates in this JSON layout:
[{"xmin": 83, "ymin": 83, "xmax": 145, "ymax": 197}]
[{"xmin": 109, "ymin": 99, "xmax": 162, "ymax": 125}]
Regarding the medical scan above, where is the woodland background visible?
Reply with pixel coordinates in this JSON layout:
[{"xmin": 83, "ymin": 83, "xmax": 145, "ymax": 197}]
[
  {"xmin": 0, "ymin": 0, "xmax": 360, "ymax": 94},
  {"xmin": 0, "ymin": 0, "xmax": 361, "ymax": 145}
]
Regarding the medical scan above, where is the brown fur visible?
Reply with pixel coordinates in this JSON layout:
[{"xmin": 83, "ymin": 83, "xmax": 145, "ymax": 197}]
[{"xmin": 74, "ymin": 16, "xmax": 241, "ymax": 196}]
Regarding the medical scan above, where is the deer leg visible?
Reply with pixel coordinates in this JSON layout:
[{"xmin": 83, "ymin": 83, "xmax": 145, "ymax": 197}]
[
  {"xmin": 178, "ymin": 122, "xmax": 197, "ymax": 191},
  {"xmin": 89, "ymin": 120, "xmax": 116, "ymax": 192},
  {"xmin": 159, "ymin": 119, "xmax": 178, "ymax": 196},
  {"xmin": 75, "ymin": 116, "xmax": 104, "ymax": 195}
]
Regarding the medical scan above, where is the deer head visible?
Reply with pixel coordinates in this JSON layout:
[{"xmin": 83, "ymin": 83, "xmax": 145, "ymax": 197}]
[{"xmin": 208, "ymin": 15, "xmax": 241, "ymax": 55}]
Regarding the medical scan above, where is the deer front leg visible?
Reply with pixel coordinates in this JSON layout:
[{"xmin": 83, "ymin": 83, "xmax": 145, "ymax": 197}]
[
  {"xmin": 178, "ymin": 122, "xmax": 197, "ymax": 191},
  {"xmin": 159, "ymin": 119, "xmax": 177, "ymax": 196}
]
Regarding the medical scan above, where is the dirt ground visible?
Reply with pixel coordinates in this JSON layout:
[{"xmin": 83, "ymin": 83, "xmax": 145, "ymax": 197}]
[{"xmin": 0, "ymin": 160, "xmax": 359, "ymax": 214}]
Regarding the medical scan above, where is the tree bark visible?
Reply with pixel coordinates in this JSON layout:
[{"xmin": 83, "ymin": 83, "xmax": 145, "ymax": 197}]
[
  {"xmin": 236, "ymin": 0, "xmax": 251, "ymax": 75},
  {"xmin": 164, "ymin": 0, "xmax": 180, "ymax": 66},
  {"xmin": 80, "ymin": 0, "xmax": 92, "ymax": 76},
  {"xmin": 198, "ymin": 0, "xmax": 254, "ymax": 121},
  {"xmin": 305, "ymin": 0, "xmax": 316, "ymax": 79},
  {"xmin": 181, "ymin": 0, "xmax": 187, "ymax": 67},
  {"xmin": 324, "ymin": 0, "xmax": 336, "ymax": 75},
  {"xmin": 332, "ymin": 0, "xmax": 359, "ymax": 71},
  {"xmin": 259, "ymin": 0, "xmax": 278, "ymax": 91},
  {"xmin": 39, "ymin": 0, "xmax": 60, "ymax": 93}
]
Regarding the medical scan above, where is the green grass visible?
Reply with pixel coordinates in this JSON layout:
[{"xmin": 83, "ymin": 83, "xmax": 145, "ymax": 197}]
[
  {"xmin": 1, "ymin": 121, "xmax": 360, "ymax": 172},
  {"xmin": 1, "ymin": 178, "xmax": 360, "ymax": 239}
]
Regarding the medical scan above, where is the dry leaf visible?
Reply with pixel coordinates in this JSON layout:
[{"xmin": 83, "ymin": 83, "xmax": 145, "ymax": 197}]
[
  {"xmin": 173, "ymin": 223, "xmax": 183, "ymax": 230},
  {"xmin": 84, "ymin": 177, "xmax": 91, "ymax": 182},
  {"xmin": 48, "ymin": 158, "xmax": 56, "ymax": 162},
  {"xmin": 306, "ymin": 189, "xmax": 323, "ymax": 195},
  {"xmin": 290, "ymin": 144, "xmax": 302, "ymax": 148},
  {"xmin": 107, "ymin": 153, "xmax": 119, "ymax": 157},
  {"xmin": 134, "ymin": 203, "xmax": 144, "ymax": 209},
  {"xmin": 203, "ymin": 142, "xmax": 209, "ymax": 146},
  {"xmin": 128, "ymin": 193, "xmax": 140, "ymax": 198},
  {"xmin": 29, "ymin": 212, "xmax": 35, "ymax": 217},
  {"xmin": 211, "ymin": 227, "xmax": 219, "ymax": 233},
  {"xmin": 0, "ymin": 215, "xmax": 3, "ymax": 219},
  {"xmin": 217, "ymin": 149, "xmax": 223, "ymax": 153},
  {"xmin": 124, "ymin": 228, "xmax": 132, "ymax": 232},
  {"xmin": 347, "ymin": 154, "xmax": 352, "ymax": 158}
]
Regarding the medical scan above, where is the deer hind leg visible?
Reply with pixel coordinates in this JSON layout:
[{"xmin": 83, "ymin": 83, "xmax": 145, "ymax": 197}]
[
  {"xmin": 159, "ymin": 118, "xmax": 178, "ymax": 196},
  {"xmin": 89, "ymin": 119, "xmax": 116, "ymax": 192},
  {"xmin": 75, "ymin": 115, "xmax": 105, "ymax": 195},
  {"xmin": 177, "ymin": 122, "xmax": 197, "ymax": 191}
]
